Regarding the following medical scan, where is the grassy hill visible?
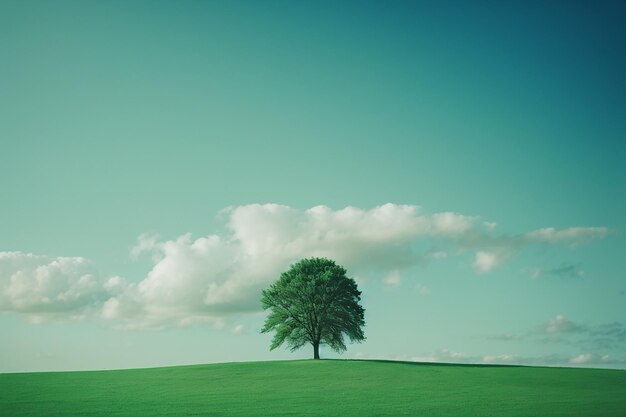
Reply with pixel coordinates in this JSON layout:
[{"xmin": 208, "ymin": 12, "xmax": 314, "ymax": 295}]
[{"xmin": 1, "ymin": 359, "xmax": 625, "ymax": 416}]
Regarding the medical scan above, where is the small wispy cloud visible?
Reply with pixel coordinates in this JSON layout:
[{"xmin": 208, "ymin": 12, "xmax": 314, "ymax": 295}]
[
  {"xmin": 427, "ymin": 251, "xmax": 448, "ymax": 260},
  {"xmin": 524, "ymin": 227, "xmax": 609, "ymax": 246},
  {"xmin": 483, "ymin": 221, "xmax": 497, "ymax": 231},
  {"xmin": 525, "ymin": 263, "xmax": 585, "ymax": 280},
  {"xmin": 544, "ymin": 314, "xmax": 586, "ymax": 334},
  {"xmin": 415, "ymin": 283, "xmax": 431, "ymax": 295},
  {"xmin": 130, "ymin": 233, "xmax": 160, "ymax": 259},
  {"xmin": 354, "ymin": 349, "xmax": 625, "ymax": 367},
  {"xmin": 384, "ymin": 270, "xmax": 401, "ymax": 288},
  {"xmin": 487, "ymin": 314, "xmax": 626, "ymax": 351}
]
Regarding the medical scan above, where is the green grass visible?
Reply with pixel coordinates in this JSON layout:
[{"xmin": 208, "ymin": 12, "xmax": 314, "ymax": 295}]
[{"xmin": 1, "ymin": 360, "xmax": 625, "ymax": 416}]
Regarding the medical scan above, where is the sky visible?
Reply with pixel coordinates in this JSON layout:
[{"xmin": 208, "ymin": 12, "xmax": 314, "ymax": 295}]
[{"xmin": 1, "ymin": 0, "xmax": 625, "ymax": 372}]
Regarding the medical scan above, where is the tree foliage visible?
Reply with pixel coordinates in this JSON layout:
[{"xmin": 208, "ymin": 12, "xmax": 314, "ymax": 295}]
[{"xmin": 261, "ymin": 257, "xmax": 365, "ymax": 359}]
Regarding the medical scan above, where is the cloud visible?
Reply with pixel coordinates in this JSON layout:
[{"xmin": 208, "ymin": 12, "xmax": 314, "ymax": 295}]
[
  {"xmin": 483, "ymin": 222, "xmax": 497, "ymax": 231},
  {"xmin": 427, "ymin": 251, "xmax": 448, "ymax": 260},
  {"xmin": 469, "ymin": 225, "xmax": 608, "ymax": 274},
  {"xmin": 544, "ymin": 314, "xmax": 586, "ymax": 334},
  {"xmin": 355, "ymin": 349, "xmax": 626, "ymax": 368},
  {"xmin": 130, "ymin": 233, "xmax": 160, "ymax": 259},
  {"xmin": 568, "ymin": 353, "xmax": 624, "ymax": 365},
  {"xmin": 547, "ymin": 264, "xmax": 585, "ymax": 279},
  {"xmin": 482, "ymin": 354, "xmax": 516, "ymax": 364},
  {"xmin": 472, "ymin": 251, "xmax": 499, "ymax": 273},
  {"xmin": 106, "ymin": 204, "xmax": 486, "ymax": 328},
  {"xmin": 415, "ymin": 283, "xmax": 431, "ymax": 295},
  {"xmin": 232, "ymin": 324, "xmax": 245, "ymax": 335},
  {"xmin": 488, "ymin": 314, "xmax": 586, "ymax": 340},
  {"xmin": 587, "ymin": 322, "xmax": 626, "ymax": 348},
  {"xmin": 488, "ymin": 314, "xmax": 626, "ymax": 351},
  {"xmin": 487, "ymin": 333, "xmax": 525, "ymax": 341},
  {"xmin": 570, "ymin": 353, "xmax": 594, "ymax": 364},
  {"xmin": 0, "ymin": 252, "xmax": 115, "ymax": 322},
  {"xmin": 1, "ymin": 203, "xmax": 611, "ymax": 328},
  {"xmin": 525, "ymin": 263, "xmax": 585, "ymax": 280},
  {"xmin": 384, "ymin": 271, "xmax": 401, "ymax": 287},
  {"xmin": 525, "ymin": 227, "xmax": 609, "ymax": 246},
  {"xmin": 356, "ymin": 349, "xmax": 471, "ymax": 364}
]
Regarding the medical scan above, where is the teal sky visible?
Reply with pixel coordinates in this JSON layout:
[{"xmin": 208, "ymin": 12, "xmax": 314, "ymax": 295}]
[{"xmin": 1, "ymin": 0, "xmax": 625, "ymax": 372}]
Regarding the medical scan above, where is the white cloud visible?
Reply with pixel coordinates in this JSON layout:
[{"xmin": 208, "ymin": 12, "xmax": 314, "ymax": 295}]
[
  {"xmin": 355, "ymin": 349, "xmax": 469, "ymax": 364},
  {"xmin": 356, "ymin": 349, "xmax": 625, "ymax": 368},
  {"xmin": 427, "ymin": 251, "xmax": 448, "ymax": 259},
  {"xmin": 415, "ymin": 283, "xmax": 431, "ymax": 295},
  {"xmin": 407, "ymin": 349, "xmax": 471, "ymax": 363},
  {"xmin": 384, "ymin": 270, "xmax": 401, "ymax": 287},
  {"xmin": 130, "ymin": 233, "xmax": 160, "ymax": 259},
  {"xmin": 482, "ymin": 354, "xmax": 515, "ymax": 363},
  {"xmin": 104, "ymin": 204, "xmax": 485, "ymax": 328},
  {"xmin": 1, "ymin": 203, "xmax": 611, "ymax": 329},
  {"xmin": 527, "ymin": 268, "xmax": 542, "ymax": 280},
  {"xmin": 430, "ymin": 212, "xmax": 476, "ymax": 235},
  {"xmin": 570, "ymin": 353, "xmax": 594, "ymax": 364},
  {"xmin": 545, "ymin": 314, "xmax": 585, "ymax": 334},
  {"xmin": 472, "ymin": 251, "xmax": 499, "ymax": 273},
  {"xmin": 525, "ymin": 227, "xmax": 609, "ymax": 246},
  {"xmin": 568, "ymin": 353, "xmax": 617, "ymax": 365},
  {"xmin": 0, "ymin": 252, "xmax": 113, "ymax": 322},
  {"xmin": 232, "ymin": 324, "xmax": 245, "ymax": 335},
  {"xmin": 98, "ymin": 205, "xmax": 614, "ymax": 328},
  {"xmin": 483, "ymin": 221, "xmax": 497, "ymax": 231}
]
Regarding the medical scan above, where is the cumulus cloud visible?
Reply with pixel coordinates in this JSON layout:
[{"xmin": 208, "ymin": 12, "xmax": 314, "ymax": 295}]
[
  {"xmin": 0, "ymin": 252, "xmax": 114, "ymax": 322},
  {"xmin": 104, "ymin": 204, "xmax": 487, "ymax": 328},
  {"xmin": 1, "ymin": 203, "xmax": 611, "ymax": 328},
  {"xmin": 472, "ymin": 251, "xmax": 499, "ymax": 273}
]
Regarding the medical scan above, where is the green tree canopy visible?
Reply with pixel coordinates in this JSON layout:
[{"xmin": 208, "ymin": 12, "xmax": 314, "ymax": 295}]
[{"xmin": 261, "ymin": 257, "xmax": 365, "ymax": 359}]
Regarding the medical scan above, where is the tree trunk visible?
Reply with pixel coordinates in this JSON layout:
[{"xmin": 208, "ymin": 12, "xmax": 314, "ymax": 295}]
[{"xmin": 313, "ymin": 342, "xmax": 320, "ymax": 360}]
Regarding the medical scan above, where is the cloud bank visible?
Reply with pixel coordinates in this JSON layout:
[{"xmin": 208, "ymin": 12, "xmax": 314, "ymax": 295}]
[
  {"xmin": 0, "ymin": 252, "xmax": 120, "ymax": 323},
  {"xmin": 104, "ymin": 204, "xmax": 481, "ymax": 328},
  {"xmin": 0, "ymin": 203, "xmax": 610, "ymax": 328}
]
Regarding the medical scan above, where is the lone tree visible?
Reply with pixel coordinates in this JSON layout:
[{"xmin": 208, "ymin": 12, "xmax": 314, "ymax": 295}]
[{"xmin": 261, "ymin": 257, "xmax": 365, "ymax": 359}]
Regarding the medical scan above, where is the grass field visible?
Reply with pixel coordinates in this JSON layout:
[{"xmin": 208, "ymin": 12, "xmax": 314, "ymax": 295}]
[{"xmin": 1, "ymin": 359, "xmax": 625, "ymax": 416}]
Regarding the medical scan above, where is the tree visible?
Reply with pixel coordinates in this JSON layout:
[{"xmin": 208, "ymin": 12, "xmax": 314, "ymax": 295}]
[{"xmin": 261, "ymin": 257, "xmax": 365, "ymax": 359}]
